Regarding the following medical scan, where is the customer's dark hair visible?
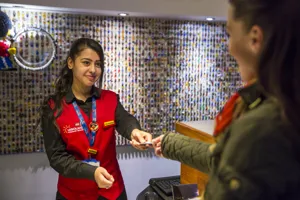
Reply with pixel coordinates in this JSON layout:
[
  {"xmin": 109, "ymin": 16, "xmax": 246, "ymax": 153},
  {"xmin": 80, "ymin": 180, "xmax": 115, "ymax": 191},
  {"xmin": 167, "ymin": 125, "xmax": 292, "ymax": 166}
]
[
  {"xmin": 229, "ymin": 0, "xmax": 300, "ymax": 130},
  {"xmin": 41, "ymin": 38, "xmax": 105, "ymax": 127}
]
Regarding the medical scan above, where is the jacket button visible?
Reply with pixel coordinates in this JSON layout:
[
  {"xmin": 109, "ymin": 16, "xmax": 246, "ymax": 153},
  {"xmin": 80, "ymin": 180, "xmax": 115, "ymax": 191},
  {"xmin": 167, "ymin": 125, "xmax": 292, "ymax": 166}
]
[
  {"xmin": 229, "ymin": 178, "xmax": 240, "ymax": 191},
  {"xmin": 209, "ymin": 144, "xmax": 216, "ymax": 153}
]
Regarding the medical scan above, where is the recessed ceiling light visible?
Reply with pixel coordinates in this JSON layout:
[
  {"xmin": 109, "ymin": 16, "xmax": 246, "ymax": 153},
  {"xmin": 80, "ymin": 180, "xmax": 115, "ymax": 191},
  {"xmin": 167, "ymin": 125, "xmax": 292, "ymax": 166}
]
[
  {"xmin": 206, "ymin": 17, "xmax": 214, "ymax": 21},
  {"xmin": 118, "ymin": 13, "xmax": 128, "ymax": 17},
  {"xmin": 12, "ymin": 5, "xmax": 25, "ymax": 8}
]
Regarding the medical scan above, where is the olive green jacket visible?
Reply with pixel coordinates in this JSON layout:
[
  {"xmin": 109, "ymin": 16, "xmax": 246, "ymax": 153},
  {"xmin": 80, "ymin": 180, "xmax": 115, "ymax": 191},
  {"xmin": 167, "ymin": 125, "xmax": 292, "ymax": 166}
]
[{"xmin": 161, "ymin": 84, "xmax": 300, "ymax": 200}]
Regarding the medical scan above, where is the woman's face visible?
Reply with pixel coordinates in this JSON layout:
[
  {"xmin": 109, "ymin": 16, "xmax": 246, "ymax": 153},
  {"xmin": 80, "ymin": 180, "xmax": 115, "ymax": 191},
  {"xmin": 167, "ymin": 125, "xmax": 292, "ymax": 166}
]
[
  {"xmin": 227, "ymin": 4, "xmax": 264, "ymax": 83},
  {"xmin": 68, "ymin": 48, "xmax": 102, "ymax": 88}
]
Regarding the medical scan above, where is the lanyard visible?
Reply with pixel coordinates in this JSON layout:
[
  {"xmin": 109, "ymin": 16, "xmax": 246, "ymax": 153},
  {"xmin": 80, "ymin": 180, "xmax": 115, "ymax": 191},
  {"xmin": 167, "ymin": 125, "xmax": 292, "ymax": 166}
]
[{"xmin": 72, "ymin": 97, "xmax": 98, "ymax": 146}]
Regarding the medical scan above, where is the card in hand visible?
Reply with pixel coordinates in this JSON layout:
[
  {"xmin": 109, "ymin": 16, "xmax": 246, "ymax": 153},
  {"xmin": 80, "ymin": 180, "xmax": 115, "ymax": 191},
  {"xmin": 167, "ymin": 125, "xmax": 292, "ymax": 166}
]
[{"xmin": 139, "ymin": 142, "xmax": 153, "ymax": 147}]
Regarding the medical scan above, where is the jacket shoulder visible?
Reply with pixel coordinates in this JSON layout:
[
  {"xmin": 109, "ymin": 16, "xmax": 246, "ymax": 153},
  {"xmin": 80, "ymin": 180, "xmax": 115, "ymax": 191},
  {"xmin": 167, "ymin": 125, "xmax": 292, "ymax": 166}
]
[{"xmin": 205, "ymin": 99, "xmax": 300, "ymax": 199}]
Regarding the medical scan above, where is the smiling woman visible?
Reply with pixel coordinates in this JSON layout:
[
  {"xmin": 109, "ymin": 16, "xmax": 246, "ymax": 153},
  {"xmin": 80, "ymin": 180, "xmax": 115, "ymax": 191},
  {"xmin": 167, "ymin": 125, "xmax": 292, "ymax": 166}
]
[{"xmin": 40, "ymin": 38, "xmax": 153, "ymax": 200}]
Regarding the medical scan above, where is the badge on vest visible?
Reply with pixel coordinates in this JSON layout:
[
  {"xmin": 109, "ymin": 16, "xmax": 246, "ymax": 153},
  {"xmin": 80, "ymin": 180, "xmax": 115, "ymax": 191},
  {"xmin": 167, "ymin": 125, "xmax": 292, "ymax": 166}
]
[
  {"xmin": 89, "ymin": 122, "xmax": 99, "ymax": 132},
  {"xmin": 83, "ymin": 159, "xmax": 100, "ymax": 167},
  {"xmin": 88, "ymin": 148, "xmax": 98, "ymax": 155},
  {"xmin": 103, "ymin": 120, "xmax": 115, "ymax": 128}
]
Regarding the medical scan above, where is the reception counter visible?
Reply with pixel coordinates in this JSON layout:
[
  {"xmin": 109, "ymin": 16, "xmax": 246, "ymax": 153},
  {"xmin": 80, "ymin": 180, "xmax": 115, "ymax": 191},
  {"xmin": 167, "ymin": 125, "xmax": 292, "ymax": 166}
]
[{"xmin": 175, "ymin": 120, "xmax": 215, "ymax": 194}]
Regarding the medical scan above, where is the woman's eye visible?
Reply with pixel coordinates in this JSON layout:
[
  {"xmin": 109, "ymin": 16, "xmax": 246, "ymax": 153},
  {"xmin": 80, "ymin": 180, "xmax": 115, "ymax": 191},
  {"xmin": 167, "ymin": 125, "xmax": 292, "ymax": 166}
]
[{"xmin": 83, "ymin": 61, "xmax": 90, "ymax": 66}]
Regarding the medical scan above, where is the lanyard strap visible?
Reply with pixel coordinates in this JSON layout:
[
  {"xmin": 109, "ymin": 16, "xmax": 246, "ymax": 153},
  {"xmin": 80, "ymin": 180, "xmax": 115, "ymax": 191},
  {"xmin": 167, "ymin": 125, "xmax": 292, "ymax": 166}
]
[{"xmin": 72, "ymin": 97, "xmax": 97, "ymax": 146}]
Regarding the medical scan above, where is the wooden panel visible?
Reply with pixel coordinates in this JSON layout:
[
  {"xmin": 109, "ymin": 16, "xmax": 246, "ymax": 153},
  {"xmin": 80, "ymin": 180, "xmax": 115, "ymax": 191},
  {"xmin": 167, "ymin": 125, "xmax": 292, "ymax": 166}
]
[
  {"xmin": 176, "ymin": 121, "xmax": 215, "ymax": 194},
  {"xmin": 180, "ymin": 164, "xmax": 209, "ymax": 194}
]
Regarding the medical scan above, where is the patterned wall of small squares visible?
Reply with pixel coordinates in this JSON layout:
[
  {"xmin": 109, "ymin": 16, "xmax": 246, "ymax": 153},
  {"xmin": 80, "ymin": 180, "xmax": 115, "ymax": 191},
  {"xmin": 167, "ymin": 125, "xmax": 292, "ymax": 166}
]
[{"xmin": 0, "ymin": 8, "xmax": 242, "ymax": 154}]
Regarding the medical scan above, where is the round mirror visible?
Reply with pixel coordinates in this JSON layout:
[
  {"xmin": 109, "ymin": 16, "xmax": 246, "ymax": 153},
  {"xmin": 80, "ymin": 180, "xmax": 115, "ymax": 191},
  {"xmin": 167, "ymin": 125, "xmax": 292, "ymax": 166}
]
[{"xmin": 12, "ymin": 27, "xmax": 56, "ymax": 70}]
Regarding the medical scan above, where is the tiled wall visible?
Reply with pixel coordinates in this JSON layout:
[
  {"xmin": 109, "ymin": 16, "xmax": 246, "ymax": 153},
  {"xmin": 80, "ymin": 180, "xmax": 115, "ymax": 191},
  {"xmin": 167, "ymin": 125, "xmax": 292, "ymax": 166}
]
[{"xmin": 0, "ymin": 9, "xmax": 241, "ymax": 154}]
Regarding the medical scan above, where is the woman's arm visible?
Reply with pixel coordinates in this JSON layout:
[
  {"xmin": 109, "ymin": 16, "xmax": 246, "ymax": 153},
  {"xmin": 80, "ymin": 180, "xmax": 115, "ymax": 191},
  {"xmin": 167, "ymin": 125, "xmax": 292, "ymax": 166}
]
[
  {"xmin": 161, "ymin": 133, "xmax": 213, "ymax": 174},
  {"xmin": 115, "ymin": 95, "xmax": 141, "ymax": 140}
]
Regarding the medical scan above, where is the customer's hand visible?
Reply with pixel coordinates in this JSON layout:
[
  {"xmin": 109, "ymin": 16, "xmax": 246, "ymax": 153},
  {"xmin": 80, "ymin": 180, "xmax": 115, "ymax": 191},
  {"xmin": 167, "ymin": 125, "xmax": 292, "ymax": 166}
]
[
  {"xmin": 94, "ymin": 167, "xmax": 114, "ymax": 189},
  {"xmin": 152, "ymin": 135, "xmax": 164, "ymax": 157},
  {"xmin": 130, "ymin": 129, "xmax": 152, "ymax": 150}
]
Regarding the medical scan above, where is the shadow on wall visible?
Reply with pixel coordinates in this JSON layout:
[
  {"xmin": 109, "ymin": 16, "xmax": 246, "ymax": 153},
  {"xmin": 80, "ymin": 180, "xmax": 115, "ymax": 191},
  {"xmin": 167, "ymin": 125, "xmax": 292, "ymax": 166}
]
[
  {"xmin": 0, "ymin": 146, "xmax": 156, "ymax": 171},
  {"xmin": 117, "ymin": 145, "xmax": 156, "ymax": 160}
]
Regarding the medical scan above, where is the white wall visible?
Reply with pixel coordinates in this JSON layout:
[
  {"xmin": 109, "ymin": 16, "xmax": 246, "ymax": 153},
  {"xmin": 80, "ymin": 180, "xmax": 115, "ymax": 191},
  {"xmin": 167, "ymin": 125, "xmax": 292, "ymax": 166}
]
[
  {"xmin": 0, "ymin": 0, "xmax": 228, "ymax": 20},
  {"xmin": 0, "ymin": 146, "xmax": 180, "ymax": 200}
]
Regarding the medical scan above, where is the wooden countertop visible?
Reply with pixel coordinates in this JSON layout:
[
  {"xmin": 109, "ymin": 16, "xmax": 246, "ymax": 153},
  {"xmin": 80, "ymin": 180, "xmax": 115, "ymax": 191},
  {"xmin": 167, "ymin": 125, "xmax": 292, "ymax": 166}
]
[
  {"xmin": 179, "ymin": 120, "xmax": 214, "ymax": 135},
  {"xmin": 175, "ymin": 120, "xmax": 215, "ymax": 144}
]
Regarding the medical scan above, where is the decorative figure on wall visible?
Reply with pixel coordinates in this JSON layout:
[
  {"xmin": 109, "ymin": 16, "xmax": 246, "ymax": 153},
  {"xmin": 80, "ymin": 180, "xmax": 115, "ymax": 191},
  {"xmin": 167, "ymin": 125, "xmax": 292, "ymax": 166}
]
[{"xmin": 0, "ymin": 10, "xmax": 16, "ymax": 71}]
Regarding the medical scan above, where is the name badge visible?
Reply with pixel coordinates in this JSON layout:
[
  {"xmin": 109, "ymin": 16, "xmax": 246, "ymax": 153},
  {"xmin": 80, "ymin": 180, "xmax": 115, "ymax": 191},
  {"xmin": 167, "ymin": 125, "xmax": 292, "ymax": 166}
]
[
  {"xmin": 104, "ymin": 120, "xmax": 115, "ymax": 127},
  {"xmin": 88, "ymin": 148, "xmax": 98, "ymax": 155},
  {"xmin": 83, "ymin": 159, "xmax": 100, "ymax": 167}
]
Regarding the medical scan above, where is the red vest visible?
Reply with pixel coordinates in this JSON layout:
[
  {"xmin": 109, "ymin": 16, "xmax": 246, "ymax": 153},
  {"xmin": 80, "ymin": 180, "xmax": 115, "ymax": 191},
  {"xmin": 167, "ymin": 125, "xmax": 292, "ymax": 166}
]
[{"xmin": 51, "ymin": 90, "xmax": 124, "ymax": 200}]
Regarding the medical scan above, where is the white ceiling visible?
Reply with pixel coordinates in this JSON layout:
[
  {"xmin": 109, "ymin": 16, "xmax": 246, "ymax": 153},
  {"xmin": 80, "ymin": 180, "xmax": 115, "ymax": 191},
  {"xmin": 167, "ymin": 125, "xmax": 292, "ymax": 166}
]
[{"xmin": 0, "ymin": 0, "xmax": 228, "ymax": 21}]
